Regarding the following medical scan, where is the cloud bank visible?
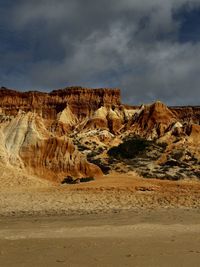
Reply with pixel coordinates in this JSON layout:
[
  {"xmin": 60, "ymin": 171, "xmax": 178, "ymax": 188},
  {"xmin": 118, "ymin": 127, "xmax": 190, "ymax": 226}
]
[{"xmin": 1, "ymin": 0, "xmax": 200, "ymax": 105}]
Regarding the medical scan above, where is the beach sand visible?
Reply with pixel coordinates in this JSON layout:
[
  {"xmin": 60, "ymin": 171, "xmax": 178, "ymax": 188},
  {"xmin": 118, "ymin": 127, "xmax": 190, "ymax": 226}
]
[
  {"xmin": 0, "ymin": 210, "xmax": 200, "ymax": 267},
  {"xmin": 0, "ymin": 173, "xmax": 200, "ymax": 216},
  {"xmin": 0, "ymin": 173, "xmax": 200, "ymax": 266}
]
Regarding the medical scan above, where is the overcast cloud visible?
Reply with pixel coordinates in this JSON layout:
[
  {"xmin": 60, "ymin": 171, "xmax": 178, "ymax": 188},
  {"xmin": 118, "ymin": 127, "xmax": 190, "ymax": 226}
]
[{"xmin": 1, "ymin": 0, "xmax": 200, "ymax": 105}]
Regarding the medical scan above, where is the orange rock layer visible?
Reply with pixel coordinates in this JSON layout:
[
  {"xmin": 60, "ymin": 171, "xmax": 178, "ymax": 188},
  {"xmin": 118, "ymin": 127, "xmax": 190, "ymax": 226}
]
[
  {"xmin": 0, "ymin": 87, "xmax": 121, "ymax": 119},
  {"xmin": 0, "ymin": 86, "xmax": 199, "ymax": 182}
]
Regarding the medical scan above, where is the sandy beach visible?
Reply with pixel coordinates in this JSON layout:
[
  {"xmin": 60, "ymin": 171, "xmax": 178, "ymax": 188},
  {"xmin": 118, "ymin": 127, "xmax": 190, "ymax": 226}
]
[
  {"xmin": 0, "ymin": 173, "xmax": 200, "ymax": 216},
  {"xmin": 1, "ymin": 1, "xmax": 200, "ymax": 265},
  {"xmin": 0, "ymin": 173, "xmax": 200, "ymax": 266},
  {"xmin": 0, "ymin": 209, "xmax": 200, "ymax": 267}
]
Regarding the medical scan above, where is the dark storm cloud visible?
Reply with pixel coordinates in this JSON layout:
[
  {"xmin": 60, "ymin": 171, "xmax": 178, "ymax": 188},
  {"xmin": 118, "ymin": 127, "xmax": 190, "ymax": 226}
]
[{"xmin": 1, "ymin": 0, "xmax": 200, "ymax": 105}]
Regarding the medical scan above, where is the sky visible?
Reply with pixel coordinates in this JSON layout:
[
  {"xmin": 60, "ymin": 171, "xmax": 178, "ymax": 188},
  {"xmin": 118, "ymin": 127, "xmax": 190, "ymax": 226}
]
[{"xmin": 0, "ymin": 0, "xmax": 200, "ymax": 105}]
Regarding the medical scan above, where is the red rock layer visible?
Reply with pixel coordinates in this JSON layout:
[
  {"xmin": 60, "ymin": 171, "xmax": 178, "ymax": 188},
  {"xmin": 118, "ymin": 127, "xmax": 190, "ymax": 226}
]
[
  {"xmin": 126, "ymin": 101, "xmax": 177, "ymax": 139},
  {"xmin": 0, "ymin": 87, "xmax": 121, "ymax": 119}
]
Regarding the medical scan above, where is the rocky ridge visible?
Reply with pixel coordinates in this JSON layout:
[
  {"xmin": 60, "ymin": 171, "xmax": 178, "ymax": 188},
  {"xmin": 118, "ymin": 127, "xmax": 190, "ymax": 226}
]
[{"xmin": 0, "ymin": 86, "xmax": 199, "ymax": 182}]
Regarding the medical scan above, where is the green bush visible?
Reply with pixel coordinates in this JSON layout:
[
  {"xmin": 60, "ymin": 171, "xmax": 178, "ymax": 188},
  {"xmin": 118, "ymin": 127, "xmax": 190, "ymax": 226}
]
[
  {"xmin": 61, "ymin": 176, "xmax": 94, "ymax": 184},
  {"xmin": 80, "ymin": 177, "xmax": 94, "ymax": 183},
  {"xmin": 171, "ymin": 150, "xmax": 184, "ymax": 160},
  {"xmin": 157, "ymin": 142, "xmax": 168, "ymax": 150},
  {"xmin": 61, "ymin": 176, "xmax": 74, "ymax": 184},
  {"xmin": 108, "ymin": 137, "xmax": 152, "ymax": 159}
]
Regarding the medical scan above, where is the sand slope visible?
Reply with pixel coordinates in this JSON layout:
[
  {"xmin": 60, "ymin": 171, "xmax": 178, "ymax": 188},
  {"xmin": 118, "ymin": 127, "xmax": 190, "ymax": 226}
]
[{"xmin": 0, "ymin": 173, "xmax": 200, "ymax": 216}]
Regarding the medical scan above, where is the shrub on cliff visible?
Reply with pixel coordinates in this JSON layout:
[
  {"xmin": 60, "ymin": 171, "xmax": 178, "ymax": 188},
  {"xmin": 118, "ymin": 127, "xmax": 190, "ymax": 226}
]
[
  {"xmin": 61, "ymin": 176, "xmax": 74, "ymax": 184},
  {"xmin": 108, "ymin": 137, "xmax": 152, "ymax": 159},
  {"xmin": 80, "ymin": 177, "xmax": 94, "ymax": 183},
  {"xmin": 61, "ymin": 176, "xmax": 94, "ymax": 184}
]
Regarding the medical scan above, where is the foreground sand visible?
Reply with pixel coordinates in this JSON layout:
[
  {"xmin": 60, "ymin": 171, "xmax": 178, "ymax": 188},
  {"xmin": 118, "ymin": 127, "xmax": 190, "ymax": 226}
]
[
  {"xmin": 0, "ymin": 173, "xmax": 200, "ymax": 266},
  {"xmin": 0, "ymin": 210, "xmax": 200, "ymax": 267}
]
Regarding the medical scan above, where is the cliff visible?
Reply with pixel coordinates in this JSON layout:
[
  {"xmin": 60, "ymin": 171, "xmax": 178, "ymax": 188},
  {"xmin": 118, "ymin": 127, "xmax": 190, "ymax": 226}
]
[
  {"xmin": 0, "ymin": 87, "xmax": 121, "ymax": 119},
  {"xmin": 0, "ymin": 86, "xmax": 199, "ymax": 182},
  {"xmin": 125, "ymin": 101, "xmax": 177, "ymax": 139},
  {"xmin": 170, "ymin": 106, "xmax": 200, "ymax": 125},
  {"xmin": 0, "ymin": 111, "xmax": 102, "ymax": 181},
  {"xmin": 1, "ymin": 86, "xmax": 199, "ymax": 125}
]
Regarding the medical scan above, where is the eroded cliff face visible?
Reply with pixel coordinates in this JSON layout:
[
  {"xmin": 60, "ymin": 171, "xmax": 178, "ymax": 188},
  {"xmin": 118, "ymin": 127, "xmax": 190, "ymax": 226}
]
[
  {"xmin": 0, "ymin": 87, "xmax": 121, "ymax": 120},
  {"xmin": 124, "ymin": 101, "xmax": 177, "ymax": 139},
  {"xmin": 0, "ymin": 86, "xmax": 121, "ymax": 182},
  {"xmin": 0, "ymin": 86, "xmax": 199, "ymax": 182},
  {"xmin": 0, "ymin": 112, "xmax": 102, "ymax": 181},
  {"xmin": 170, "ymin": 106, "xmax": 200, "ymax": 125}
]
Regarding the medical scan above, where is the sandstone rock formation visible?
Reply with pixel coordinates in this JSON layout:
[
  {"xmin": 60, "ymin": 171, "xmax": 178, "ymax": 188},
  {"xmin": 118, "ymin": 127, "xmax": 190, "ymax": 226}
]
[
  {"xmin": 0, "ymin": 87, "xmax": 120, "ymax": 119},
  {"xmin": 0, "ymin": 108, "xmax": 102, "ymax": 182},
  {"xmin": 124, "ymin": 101, "xmax": 177, "ymax": 139},
  {"xmin": 171, "ymin": 106, "xmax": 200, "ymax": 125},
  {"xmin": 0, "ymin": 86, "xmax": 199, "ymax": 182}
]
